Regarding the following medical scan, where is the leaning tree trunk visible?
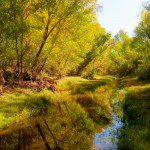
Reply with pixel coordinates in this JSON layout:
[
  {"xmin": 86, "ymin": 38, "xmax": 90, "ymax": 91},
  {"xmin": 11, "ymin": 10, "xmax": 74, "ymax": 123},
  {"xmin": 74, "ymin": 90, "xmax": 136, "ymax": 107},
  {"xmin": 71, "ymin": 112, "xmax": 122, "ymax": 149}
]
[{"xmin": 69, "ymin": 34, "xmax": 109, "ymax": 76}]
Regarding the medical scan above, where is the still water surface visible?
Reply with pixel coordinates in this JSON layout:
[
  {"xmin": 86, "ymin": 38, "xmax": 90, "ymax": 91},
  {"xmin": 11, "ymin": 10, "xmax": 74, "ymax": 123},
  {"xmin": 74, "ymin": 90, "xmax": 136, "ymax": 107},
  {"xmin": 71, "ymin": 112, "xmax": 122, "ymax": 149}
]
[{"xmin": 93, "ymin": 114, "xmax": 123, "ymax": 150}]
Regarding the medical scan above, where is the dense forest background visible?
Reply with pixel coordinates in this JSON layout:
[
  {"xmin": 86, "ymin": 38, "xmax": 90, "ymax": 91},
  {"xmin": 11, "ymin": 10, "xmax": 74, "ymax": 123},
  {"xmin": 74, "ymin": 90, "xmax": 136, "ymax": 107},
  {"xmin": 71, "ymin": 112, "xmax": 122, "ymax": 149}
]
[{"xmin": 0, "ymin": 0, "xmax": 149, "ymax": 82}]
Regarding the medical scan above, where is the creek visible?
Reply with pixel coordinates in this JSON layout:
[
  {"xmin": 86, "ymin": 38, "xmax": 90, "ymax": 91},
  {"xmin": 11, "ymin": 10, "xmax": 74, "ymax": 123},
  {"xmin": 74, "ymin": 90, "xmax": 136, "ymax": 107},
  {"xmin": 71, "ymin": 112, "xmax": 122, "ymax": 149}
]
[{"xmin": 93, "ymin": 114, "xmax": 123, "ymax": 150}]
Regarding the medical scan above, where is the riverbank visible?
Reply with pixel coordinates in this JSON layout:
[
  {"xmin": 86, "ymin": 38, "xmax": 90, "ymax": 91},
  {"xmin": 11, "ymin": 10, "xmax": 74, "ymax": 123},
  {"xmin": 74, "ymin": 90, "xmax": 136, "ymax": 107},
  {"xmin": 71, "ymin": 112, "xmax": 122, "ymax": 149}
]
[
  {"xmin": 0, "ymin": 76, "xmax": 118, "ymax": 149},
  {"xmin": 93, "ymin": 77, "xmax": 150, "ymax": 150},
  {"xmin": 118, "ymin": 83, "xmax": 150, "ymax": 149},
  {"xmin": 0, "ymin": 76, "xmax": 149, "ymax": 149}
]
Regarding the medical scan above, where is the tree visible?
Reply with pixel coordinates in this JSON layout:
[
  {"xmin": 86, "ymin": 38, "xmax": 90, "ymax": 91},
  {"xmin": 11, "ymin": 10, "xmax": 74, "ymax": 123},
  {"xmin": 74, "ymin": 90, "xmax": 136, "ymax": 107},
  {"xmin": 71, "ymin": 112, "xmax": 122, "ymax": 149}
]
[
  {"xmin": 106, "ymin": 31, "xmax": 139, "ymax": 77},
  {"xmin": 0, "ymin": 0, "xmax": 31, "ymax": 79},
  {"xmin": 134, "ymin": 3, "xmax": 150, "ymax": 80},
  {"xmin": 0, "ymin": 0, "xmax": 98, "ymax": 80},
  {"xmin": 69, "ymin": 31, "xmax": 111, "ymax": 76},
  {"xmin": 30, "ymin": 0, "xmax": 97, "ymax": 74}
]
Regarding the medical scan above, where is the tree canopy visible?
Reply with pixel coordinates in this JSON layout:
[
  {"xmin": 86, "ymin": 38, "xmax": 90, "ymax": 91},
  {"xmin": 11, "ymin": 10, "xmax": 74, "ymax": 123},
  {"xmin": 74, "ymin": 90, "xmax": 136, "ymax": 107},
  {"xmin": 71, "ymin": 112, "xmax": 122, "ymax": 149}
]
[{"xmin": 0, "ymin": 0, "xmax": 149, "ymax": 81}]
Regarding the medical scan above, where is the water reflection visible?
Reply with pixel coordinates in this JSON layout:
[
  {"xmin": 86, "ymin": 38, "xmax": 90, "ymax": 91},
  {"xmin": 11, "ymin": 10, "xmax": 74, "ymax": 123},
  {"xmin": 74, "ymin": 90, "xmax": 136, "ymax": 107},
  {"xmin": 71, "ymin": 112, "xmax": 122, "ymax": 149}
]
[{"xmin": 93, "ymin": 114, "xmax": 123, "ymax": 150}]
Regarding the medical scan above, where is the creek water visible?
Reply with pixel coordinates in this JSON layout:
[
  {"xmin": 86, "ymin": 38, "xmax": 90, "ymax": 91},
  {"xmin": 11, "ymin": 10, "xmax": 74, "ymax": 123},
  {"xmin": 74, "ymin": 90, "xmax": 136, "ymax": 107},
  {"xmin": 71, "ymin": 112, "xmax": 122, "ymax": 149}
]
[{"xmin": 93, "ymin": 114, "xmax": 123, "ymax": 150}]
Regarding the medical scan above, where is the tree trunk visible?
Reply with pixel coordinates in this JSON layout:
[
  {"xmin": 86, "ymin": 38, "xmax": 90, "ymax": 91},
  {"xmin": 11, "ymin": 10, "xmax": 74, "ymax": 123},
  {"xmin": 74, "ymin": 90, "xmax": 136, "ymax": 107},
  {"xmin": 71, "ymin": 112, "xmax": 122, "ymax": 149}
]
[
  {"xmin": 70, "ymin": 34, "xmax": 109, "ymax": 76},
  {"xmin": 31, "ymin": 19, "xmax": 62, "ymax": 71}
]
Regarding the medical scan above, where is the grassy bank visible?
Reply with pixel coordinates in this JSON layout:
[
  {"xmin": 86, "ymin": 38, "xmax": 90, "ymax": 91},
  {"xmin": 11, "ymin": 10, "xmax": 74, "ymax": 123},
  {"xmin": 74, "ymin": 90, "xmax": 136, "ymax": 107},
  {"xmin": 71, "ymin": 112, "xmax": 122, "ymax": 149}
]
[
  {"xmin": 57, "ymin": 76, "xmax": 118, "ymax": 125},
  {"xmin": 0, "ymin": 89, "xmax": 55, "ymax": 130},
  {"xmin": 119, "ymin": 84, "xmax": 150, "ymax": 150},
  {"xmin": 0, "ymin": 76, "xmax": 117, "ymax": 149}
]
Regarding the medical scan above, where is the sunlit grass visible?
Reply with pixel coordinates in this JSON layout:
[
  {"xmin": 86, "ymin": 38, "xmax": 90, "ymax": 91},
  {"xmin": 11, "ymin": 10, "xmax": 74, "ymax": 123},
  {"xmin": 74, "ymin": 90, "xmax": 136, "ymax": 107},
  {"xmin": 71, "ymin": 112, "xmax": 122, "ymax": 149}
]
[
  {"xmin": 127, "ymin": 84, "xmax": 150, "ymax": 93},
  {"xmin": 94, "ymin": 75, "xmax": 116, "ymax": 81},
  {"xmin": 0, "ymin": 76, "xmax": 126, "ymax": 131},
  {"xmin": 57, "ymin": 76, "xmax": 109, "ymax": 94},
  {"xmin": 0, "ymin": 89, "xmax": 54, "ymax": 129},
  {"xmin": 57, "ymin": 76, "xmax": 88, "ymax": 91}
]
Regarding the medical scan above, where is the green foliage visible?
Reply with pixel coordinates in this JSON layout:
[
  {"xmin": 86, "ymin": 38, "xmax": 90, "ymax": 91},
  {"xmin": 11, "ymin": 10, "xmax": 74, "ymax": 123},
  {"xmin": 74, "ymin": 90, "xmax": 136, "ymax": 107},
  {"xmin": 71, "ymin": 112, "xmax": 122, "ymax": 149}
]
[
  {"xmin": 134, "ymin": 4, "xmax": 150, "ymax": 81},
  {"xmin": 0, "ymin": 0, "xmax": 150, "ymax": 149},
  {"xmin": 106, "ymin": 30, "xmax": 139, "ymax": 77},
  {"xmin": 0, "ymin": 0, "xmax": 100, "ymax": 77}
]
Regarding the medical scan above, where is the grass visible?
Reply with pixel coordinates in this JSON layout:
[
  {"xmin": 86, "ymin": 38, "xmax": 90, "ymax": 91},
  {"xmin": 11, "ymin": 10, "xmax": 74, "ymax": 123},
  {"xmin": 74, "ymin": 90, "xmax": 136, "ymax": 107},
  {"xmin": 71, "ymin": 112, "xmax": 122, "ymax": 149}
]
[
  {"xmin": 0, "ymin": 81, "xmax": 96, "ymax": 149},
  {"xmin": 0, "ymin": 89, "xmax": 54, "ymax": 129},
  {"xmin": 0, "ymin": 76, "xmax": 116, "ymax": 130},
  {"xmin": 56, "ymin": 76, "xmax": 88, "ymax": 92},
  {"xmin": 0, "ymin": 76, "xmax": 111, "ymax": 130},
  {"xmin": 119, "ymin": 84, "xmax": 150, "ymax": 150},
  {"xmin": 94, "ymin": 75, "xmax": 116, "ymax": 81},
  {"xmin": 57, "ymin": 76, "xmax": 115, "ymax": 94}
]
